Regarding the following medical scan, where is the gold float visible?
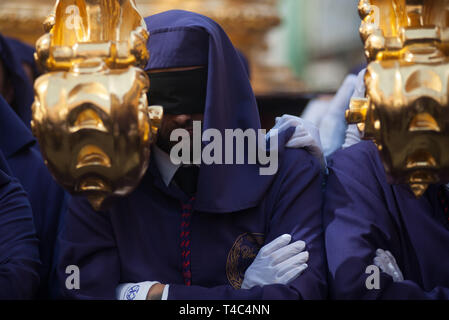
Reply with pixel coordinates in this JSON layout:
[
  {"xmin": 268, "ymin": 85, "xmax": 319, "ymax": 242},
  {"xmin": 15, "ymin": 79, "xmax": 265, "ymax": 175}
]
[{"xmin": 0, "ymin": 0, "xmax": 303, "ymax": 95}]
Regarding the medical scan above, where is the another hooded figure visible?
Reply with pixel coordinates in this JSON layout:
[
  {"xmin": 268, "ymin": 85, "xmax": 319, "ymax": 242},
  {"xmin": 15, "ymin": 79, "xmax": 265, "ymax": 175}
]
[
  {"xmin": 0, "ymin": 33, "xmax": 35, "ymax": 127},
  {"xmin": 0, "ymin": 95, "xmax": 68, "ymax": 299},
  {"xmin": 0, "ymin": 148, "xmax": 40, "ymax": 299},
  {"xmin": 56, "ymin": 10, "xmax": 326, "ymax": 300},
  {"xmin": 324, "ymin": 140, "xmax": 449, "ymax": 299},
  {"xmin": 6, "ymin": 37, "xmax": 40, "ymax": 86}
]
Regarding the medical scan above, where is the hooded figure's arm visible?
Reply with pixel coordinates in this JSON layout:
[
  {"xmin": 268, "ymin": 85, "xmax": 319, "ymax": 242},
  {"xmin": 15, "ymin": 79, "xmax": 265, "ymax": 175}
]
[
  {"xmin": 167, "ymin": 149, "xmax": 327, "ymax": 300},
  {"xmin": 324, "ymin": 142, "xmax": 449, "ymax": 299},
  {"xmin": 8, "ymin": 144, "xmax": 69, "ymax": 299},
  {"xmin": 55, "ymin": 196, "xmax": 120, "ymax": 300},
  {"xmin": 0, "ymin": 160, "xmax": 40, "ymax": 299}
]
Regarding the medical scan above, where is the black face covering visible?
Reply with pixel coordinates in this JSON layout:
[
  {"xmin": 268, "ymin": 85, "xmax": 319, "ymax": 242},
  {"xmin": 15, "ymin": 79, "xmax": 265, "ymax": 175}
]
[{"xmin": 147, "ymin": 68, "xmax": 208, "ymax": 115}]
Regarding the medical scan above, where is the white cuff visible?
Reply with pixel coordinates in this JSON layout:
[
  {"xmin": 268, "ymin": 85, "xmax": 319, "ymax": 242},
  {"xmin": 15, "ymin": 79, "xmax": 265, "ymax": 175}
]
[
  {"xmin": 116, "ymin": 281, "xmax": 160, "ymax": 300},
  {"xmin": 161, "ymin": 284, "xmax": 169, "ymax": 300}
]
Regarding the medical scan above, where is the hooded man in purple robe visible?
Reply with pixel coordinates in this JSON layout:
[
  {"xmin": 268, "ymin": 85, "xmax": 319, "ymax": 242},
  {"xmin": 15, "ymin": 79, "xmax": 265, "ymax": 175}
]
[
  {"xmin": 324, "ymin": 138, "xmax": 449, "ymax": 299},
  {"xmin": 55, "ymin": 10, "xmax": 327, "ymax": 300}
]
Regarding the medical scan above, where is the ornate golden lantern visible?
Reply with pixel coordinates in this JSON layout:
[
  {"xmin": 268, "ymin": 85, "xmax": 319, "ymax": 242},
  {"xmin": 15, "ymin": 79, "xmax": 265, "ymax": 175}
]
[
  {"xmin": 31, "ymin": 0, "xmax": 163, "ymax": 210},
  {"xmin": 347, "ymin": 0, "xmax": 449, "ymax": 197}
]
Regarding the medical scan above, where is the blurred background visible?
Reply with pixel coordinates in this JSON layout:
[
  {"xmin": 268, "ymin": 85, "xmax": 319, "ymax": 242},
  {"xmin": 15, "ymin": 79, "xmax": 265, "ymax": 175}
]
[{"xmin": 0, "ymin": 0, "xmax": 365, "ymax": 127}]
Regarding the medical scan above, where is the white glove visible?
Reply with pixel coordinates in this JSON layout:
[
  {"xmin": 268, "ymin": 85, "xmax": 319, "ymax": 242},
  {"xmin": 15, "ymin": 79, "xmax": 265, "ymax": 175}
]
[
  {"xmin": 317, "ymin": 74, "xmax": 358, "ymax": 157},
  {"xmin": 302, "ymin": 98, "xmax": 332, "ymax": 128},
  {"xmin": 373, "ymin": 249, "xmax": 404, "ymax": 282},
  {"xmin": 267, "ymin": 114, "xmax": 326, "ymax": 170},
  {"xmin": 241, "ymin": 234, "xmax": 309, "ymax": 290},
  {"xmin": 116, "ymin": 281, "xmax": 169, "ymax": 300},
  {"xmin": 343, "ymin": 69, "xmax": 366, "ymax": 149}
]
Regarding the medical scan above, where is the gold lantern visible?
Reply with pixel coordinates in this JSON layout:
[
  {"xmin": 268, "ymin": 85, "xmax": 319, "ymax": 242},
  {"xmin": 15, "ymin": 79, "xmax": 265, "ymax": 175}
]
[
  {"xmin": 347, "ymin": 0, "xmax": 449, "ymax": 197},
  {"xmin": 31, "ymin": 0, "xmax": 163, "ymax": 210}
]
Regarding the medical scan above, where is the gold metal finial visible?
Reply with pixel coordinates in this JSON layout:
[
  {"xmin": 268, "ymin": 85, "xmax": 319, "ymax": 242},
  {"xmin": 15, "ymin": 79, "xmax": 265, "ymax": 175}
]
[
  {"xmin": 408, "ymin": 170, "xmax": 438, "ymax": 197},
  {"xmin": 346, "ymin": 98, "xmax": 369, "ymax": 124},
  {"xmin": 148, "ymin": 105, "xmax": 164, "ymax": 137},
  {"xmin": 410, "ymin": 184, "xmax": 429, "ymax": 198}
]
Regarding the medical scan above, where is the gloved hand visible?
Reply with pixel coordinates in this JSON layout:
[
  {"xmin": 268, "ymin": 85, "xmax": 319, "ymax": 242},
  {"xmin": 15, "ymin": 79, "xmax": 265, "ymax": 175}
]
[
  {"xmin": 343, "ymin": 69, "xmax": 366, "ymax": 149},
  {"xmin": 301, "ymin": 98, "xmax": 332, "ymax": 128},
  {"xmin": 241, "ymin": 234, "xmax": 309, "ymax": 289},
  {"xmin": 316, "ymin": 74, "xmax": 358, "ymax": 157},
  {"xmin": 373, "ymin": 248, "xmax": 404, "ymax": 282},
  {"xmin": 267, "ymin": 114, "xmax": 326, "ymax": 170}
]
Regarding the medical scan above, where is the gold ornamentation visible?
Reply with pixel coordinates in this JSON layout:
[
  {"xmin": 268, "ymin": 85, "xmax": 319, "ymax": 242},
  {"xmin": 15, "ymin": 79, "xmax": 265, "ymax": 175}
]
[
  {"xmin": 35, "ymin": 0, "xmax": 149, "ymax": 71},
  {"xmin": 31, "ymin": 1, "xmax": 162, "ymax": 210},
  {"xmin": 348, "ymin": 0, "xmax": 449, "ymax": 196},
  {"xmin": 226, "ymin": 232, "xmax": 265, "ymax": 289}
]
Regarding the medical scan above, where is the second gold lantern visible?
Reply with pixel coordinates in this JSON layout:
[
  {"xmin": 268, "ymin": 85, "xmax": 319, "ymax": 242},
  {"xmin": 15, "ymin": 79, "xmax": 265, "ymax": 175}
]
[
  {"xmin": 31, "ymin": 0, "xmax": 163, "ymax": 210},
  {"xmin": 347, "ymin": 0, "xmax": 449, "ymax": 197}
]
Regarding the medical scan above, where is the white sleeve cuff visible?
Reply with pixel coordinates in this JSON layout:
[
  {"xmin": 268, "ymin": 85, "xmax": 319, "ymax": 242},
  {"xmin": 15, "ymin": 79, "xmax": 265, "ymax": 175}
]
[
  {"xmin": 161, "ymin": 284, "xmax": 169, "ymax": 300},
  {"xmin": 116, "ymin": 281, "xmax": 160, "ymax": 300}
]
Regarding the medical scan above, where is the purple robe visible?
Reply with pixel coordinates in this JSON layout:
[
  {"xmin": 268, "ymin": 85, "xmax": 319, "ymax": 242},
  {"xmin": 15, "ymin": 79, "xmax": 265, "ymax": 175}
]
[
  {"xmin": 57, "ymin": 147, "xmax": 326, "ymax": 300},
  {"xmin": 0, "ymin": 149, "xmax": 40, "ymax": 299},
  {"xmin": 0, "ymin": 95, "xmax": 68, "ymax": 298},
  {"xmin": 324, "ymin": 140, "xmax": 449, "ymax": 299},
  {"xmin": 0, "ymin": 33, "xmax": 34, "ymax": 126}
]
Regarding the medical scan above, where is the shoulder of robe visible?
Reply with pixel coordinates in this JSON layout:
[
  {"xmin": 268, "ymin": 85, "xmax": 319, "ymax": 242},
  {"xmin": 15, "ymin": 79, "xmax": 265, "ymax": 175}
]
[
  {"xmin": 328, "ymin": 141, "xmax": 382, "ymax": 177},
  {"xmin": 325, "ymin": 140, "xmax": 393, "ymax": 202},
  {"xmin": 323, "ymin": 141, "xmax": 393, "ymax": 227},
  {"xmin": 276, "ymin": 147, "xmax": 321, "ymax": 183}
]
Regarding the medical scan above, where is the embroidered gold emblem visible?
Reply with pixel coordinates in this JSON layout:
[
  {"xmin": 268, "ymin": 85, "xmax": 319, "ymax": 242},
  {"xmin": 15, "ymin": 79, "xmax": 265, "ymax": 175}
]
[{"xmin": 226, "ymin": 232, "xmax": 265, "ymax": 289}]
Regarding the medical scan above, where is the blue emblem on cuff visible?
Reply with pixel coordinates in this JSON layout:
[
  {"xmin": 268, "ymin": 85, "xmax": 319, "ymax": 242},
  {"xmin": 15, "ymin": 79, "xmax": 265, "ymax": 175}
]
[{"xmin": 126, "ymin": 285, "xmax": 140, "ymax": 300}]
